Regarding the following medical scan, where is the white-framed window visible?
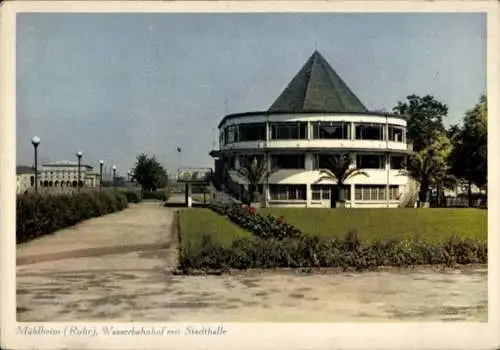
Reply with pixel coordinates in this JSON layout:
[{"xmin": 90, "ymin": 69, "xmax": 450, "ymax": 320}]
[
  {"xmin": 356, "ymin": 154, "xmax": 385, "ymax": 169},
  {"xmin": 312, "ymin": 122, "xmax": 350, "ymax": 139},
  {"xmin": 388, "ymin": 125, "xmax": 405, "ymax": 142},
  {"xmin": 355, "ymin": 185, "xmax": 400, "ymax": 201},
  {"xmin": 270, "ymin": 184, "xmax": 306, "ymax": 200},
  {"xmin": 271, "ymin": 154, "xmax": 305, "ymax": 169},
  {"xmin": 270, "ymin": 122, "xmax": 307, "ymax": 140},
  {"xmin": 355, "ymin": 123, "xmax": 384, "ymax": 140}
]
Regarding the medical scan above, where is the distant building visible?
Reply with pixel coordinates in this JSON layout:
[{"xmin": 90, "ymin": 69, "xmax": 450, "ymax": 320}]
[
  {"xmin": 210, "ymin": 51, "xmax": 413, "ymax": 208},
  {"xmin": 16, "ymin": 166, "xmax": 35, "ymax": 194},
  {"xmin": 38, "ymin": 161, "xmax": 100, "ymax": 188}
]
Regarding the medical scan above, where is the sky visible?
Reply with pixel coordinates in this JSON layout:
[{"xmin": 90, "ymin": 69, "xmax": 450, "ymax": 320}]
[{"xmin": 16, "ymin": 13, "xmax": 486, "ymax": 176}]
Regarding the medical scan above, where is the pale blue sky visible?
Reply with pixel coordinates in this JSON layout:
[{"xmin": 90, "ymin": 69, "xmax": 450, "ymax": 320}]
[{"xmin": 17, "ymin": 13, "xmax": 486, "ymax": 176}]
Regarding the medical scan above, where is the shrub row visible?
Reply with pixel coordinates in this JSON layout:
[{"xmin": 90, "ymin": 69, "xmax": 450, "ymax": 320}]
[
  {"xmin": 142, "ymin": 190, "xmax": 169, "ymax": 201},
  {"xmin": 121, "ymin": 190, "xmax": 143, "ymax": 203},
  {"xmin": 209, "ymin": 202, "xmax": 302, "ymax": 240},
  {"xmin": 17, "ymin": 190, "xmax": 128, "ymax": 244},
  {"xmin": 180, "ymin": 231, "xmax": 488, "ymax": 271}
]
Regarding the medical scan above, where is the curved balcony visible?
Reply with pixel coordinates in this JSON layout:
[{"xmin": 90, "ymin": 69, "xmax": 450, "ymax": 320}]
[{"xmin": 217, "ymin": 139, "xmax": 413, "ymax": 155}]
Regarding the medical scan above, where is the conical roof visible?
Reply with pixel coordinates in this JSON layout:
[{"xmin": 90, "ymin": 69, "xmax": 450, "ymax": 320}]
[{"xmin": 269, "ymin": 51, "xmax": 368, "ymax": 113}]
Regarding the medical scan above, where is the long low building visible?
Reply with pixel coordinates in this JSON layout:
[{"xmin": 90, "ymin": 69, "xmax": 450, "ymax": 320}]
[{"xmin": 210, "ymin": 50, "xmax": 415, "ymax": 208}]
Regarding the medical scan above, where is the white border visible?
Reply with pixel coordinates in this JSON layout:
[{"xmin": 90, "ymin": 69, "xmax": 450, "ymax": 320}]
[{"xmin": 1, "ymin": 2, "xmax": 499, "ymax": 349}]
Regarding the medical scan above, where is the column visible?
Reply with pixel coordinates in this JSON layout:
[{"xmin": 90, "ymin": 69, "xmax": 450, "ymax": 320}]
[
  {"xmin": 187, "ymin": 183, "xmax": 193, "ymax": 208},
  {"xmin": 305, "ymin": 152, "xmax": 313, "ymax": 208},
  {"xmin": 386, "ymin": 153, "xmax": 390, "ymax": 208},
  {"xmin": 350, "ymin": 183, "xmax": 355, "ymax": 208},
  {"xmin": 350, "ymin": 122, "xmax": 356, "ymax": 140}
]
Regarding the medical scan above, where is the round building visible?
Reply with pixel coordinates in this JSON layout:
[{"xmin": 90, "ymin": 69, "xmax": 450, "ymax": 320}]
[{"xmin": 210, "ymin": 51, "xmax": 413, "ymax": 208}]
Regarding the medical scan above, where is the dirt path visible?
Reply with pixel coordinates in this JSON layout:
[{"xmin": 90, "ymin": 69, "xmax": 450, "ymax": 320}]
[{"xmin": 16, "ymin": 202, "xmax": 487, "ymax": 322}]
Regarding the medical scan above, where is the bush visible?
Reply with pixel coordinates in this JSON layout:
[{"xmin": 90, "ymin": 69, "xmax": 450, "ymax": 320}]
[
  {"xmin": 16, "ymin": 190, "xmax": 128, "ymax": 244},
  {"xmin": 121, "ymin": 190, "xmax": 143, "ymax": 203},
  {"xmin": 179, "ymin": 231, "xmax": 487, "ymax": 272},
  {"xmin": 142, "ymin": 190, "xmax": 169, "ymax": 201},
  {"xmin": 209, "ymin": 202, "xmax": 302, "ymax": 240}
]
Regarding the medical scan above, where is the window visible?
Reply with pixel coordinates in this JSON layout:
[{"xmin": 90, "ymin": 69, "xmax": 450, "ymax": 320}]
[
  {"xmin": 311, "ymin": 185, "xmax": 331, "ymax": 200},
  {"xmin": 390, "ymin": 156, "xmax": 405, "ymax": 170},
  {"xmin": 312, "ymin": 122, "xmax": 349, "ymax": 139},
  {"xmin": 313, "ymin": 154, "xmax": 351, "ymax": 169},
  {"xmin": 356, "ymin": 154, "xmax": 385, "ymax": 169},
  {"xmin": 271, "ymin": 154, "xmax": 305, "ymax": 169},
  {"xmin": 226, "ymin": 125, "xmax": 239, "ymax": 143},
  {"xmin": 388, "ymin": 125, "xmax": 405, "ymax": 142},
  {"xmin": 390, "ymin": 186, "xmax": 400, "ymax": 200},
  {"xmin": 239, "ymin": 154, "xmax": 265, "ymax": 168},
  {"xmin": 355, "ymin": 123, "xmax": 384, "ymax": 140},
  {"xmin": 270, "ymin": 185, "xmax": 306, "ymax": 200},
  {"xmin": 238, "ymin": 123, "xmax": 266, "ymax": 141},
  {"xmin": 354, "ymin": 185, "xmax": 400, "ymax": 201},
  {"xmin": 311, "ymin": 185, "xmax": 351, "ymax": 201},
  {"xmin": 270, "ymin": 122, "xmax": 307, "ymax": 140}
]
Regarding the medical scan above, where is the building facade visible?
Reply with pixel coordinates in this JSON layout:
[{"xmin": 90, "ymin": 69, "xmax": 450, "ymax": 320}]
[
  {"xmin": 38, "ymin": 161, "xmax": 100, "ymax": 188},
  {"xmin": 210, "ymin": 51, "xmax": 414, "ymax": 208},
  {"xmin": 16, "ymin": 166, "xmax": 35, "ymax": 194}
]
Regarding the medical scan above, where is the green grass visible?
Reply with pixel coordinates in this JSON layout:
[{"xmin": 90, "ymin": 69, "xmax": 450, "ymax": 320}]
[
  {"xmin": 260, "ymin": 208, "xmax": 487, "ymax": 244},
  {"xmin": 179, "ymin": 208, "xmax": 252, "ymax": 248}
]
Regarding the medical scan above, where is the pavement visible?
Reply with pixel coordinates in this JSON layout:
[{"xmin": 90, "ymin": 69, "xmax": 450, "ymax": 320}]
[{"xmin": 16, "ymin": 201, "xmax": 488, "ymax": 322}]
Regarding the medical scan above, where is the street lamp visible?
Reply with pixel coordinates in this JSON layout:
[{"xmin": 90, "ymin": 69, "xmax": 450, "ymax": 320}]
[
  {"xmin": 31, "ymin": 136, "xmax": 40, "ymax": 193},
  {"xmin": 112, "ymin": 165, "xmax": 116, "ymax": 188},
  {"xmin": 127, "ymin": 170, "xmax": 131, "ymax": 183},
  {"xmin": 99, "ymin": 160, "xmax": 104, "ymax": 190},
  {"xmin": 76, "ymin": 151, "xmax": 83, "ymax": 192}
]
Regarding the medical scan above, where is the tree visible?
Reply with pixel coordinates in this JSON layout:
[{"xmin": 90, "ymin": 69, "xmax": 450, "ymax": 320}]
[
  {"xmin": 402, "ymin": 134, "xmax": 455, "ymax": 207},
  {"xmin": 316, "ymin": 154, "xmax": 368, "ymax": 207},
  {"xmin": 236, "ymin": 156, "xmax": 275, "ymax": 204},
  {"xmin": 448, "ymin": 95, "xmax": 487, "ymax": 205},
  {"xmin": 131, "ymin": 153, "xmax": 168, "ymax": 192},
  {"xmin": 393, "ymin": 95, "xmax": 448, "ymax": 153}
]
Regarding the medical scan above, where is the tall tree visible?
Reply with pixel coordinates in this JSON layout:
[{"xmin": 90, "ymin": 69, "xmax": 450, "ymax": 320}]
[
  {"xmin": 236, "ymin": 156, "xmax": 275, "ymax": 204},
  {"xmin": 449, "ymin": 95, "xmax": 487, "ymax": 204},
  {"xmin": 393, "ymin": 95, "xmax": 448, "ymax": 152},
  {"xmin": 316, "ymin": 154, "xmax": 368, "ymax": 207},
  {"xmin": 132, "ymin": 153, "xmax": 168, "ymax": 192},
  {"xmin": 402, "ymin": 134, "xmax": 455, "ymax": 207}
]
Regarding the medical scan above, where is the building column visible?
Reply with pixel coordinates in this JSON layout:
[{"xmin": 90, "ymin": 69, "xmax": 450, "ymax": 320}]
[
  {"xmin": 349, "ymin": 183, "xmax": 355, "ymax": 208},
  {"xmin": 386, "ymin": 153, "xmax": 390, "ymax": 208},
  {"xmin": 350, "ymin": 122, "xmax": 356, "ymax": 140},
  {"xmin": 305, "ymin": 152, "xmax": 314, "ymax": 208},
  {"xmin": 185, "ymin": 183, "xmax": 193, "ymax": 207}
]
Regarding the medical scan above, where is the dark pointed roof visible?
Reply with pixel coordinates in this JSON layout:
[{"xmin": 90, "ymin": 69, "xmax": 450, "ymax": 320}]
[{"xmin": 268, "ymin": 51, "xmax": 368, "ymax": 113}]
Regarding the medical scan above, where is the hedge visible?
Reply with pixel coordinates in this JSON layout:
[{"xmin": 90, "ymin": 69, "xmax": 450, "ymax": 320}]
[
  {"xmin": 179, "ymin": 231, "xmax": 488, "ymax": 272},
  {"xmin": 142, "ymin": 190, "xmax": 170, "ymax": 201},
  {"xmin": 178, "ymin": 201, "xmax": 488, "ymax": 272},
  {"xmin": 17, "ymin": 190, "xmax": 128, "ymax": 244}
]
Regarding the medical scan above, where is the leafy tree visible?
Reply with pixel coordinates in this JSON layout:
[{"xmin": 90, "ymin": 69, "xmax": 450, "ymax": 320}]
[
  {"xmin": 449, "ymin": 95, "xmax": 487, "ymax": 204},
  {"xmin": 402, "ymin": 134, "xmax": 455, "ymax": 207},
  {"xmin": 393, "ymin": 95, "xmax": 448, "ymax": 152},
  {"xmin": 316, "ymin": 154, "xmax": 368, "ymax": 207},
  {"xmin": 236, "ymin": 156, "xmax": 275, "ymax": 204},
  {"xmin": 131, "ymin": 153, "xmax": 168, "ymax": 192}
]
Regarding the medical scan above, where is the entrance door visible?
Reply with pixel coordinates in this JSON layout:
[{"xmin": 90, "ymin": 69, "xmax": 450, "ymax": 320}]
[{"xmin": 330, "ymin": 186, "xmax": 337, "ymax": 208}]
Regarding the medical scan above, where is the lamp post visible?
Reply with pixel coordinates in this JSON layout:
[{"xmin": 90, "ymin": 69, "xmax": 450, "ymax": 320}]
[
  {"xmin": 127, "ymin": 170, "xmax": 131, "ymax": 183},
  {"xmin": 99, "ymin": 160, "xmax": 104, "ymax": 190},
  {"xmin": 112, "ymin": 165, "xmax": 116, "ymax": 188},
  {"xmin": 76, "ymin": 151, "xmax": 83, "ymax": 192},
  {"xmin": 31, "ymin": 136, "xmax": 40, "ymax": 193}
]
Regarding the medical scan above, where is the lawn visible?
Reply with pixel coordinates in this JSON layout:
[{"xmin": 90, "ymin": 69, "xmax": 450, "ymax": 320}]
[
  {"xmin": 179, "ymin": 208, "xmax": 252, "ymax": 248},
  {"xmin": 260, "ymin": 208, "xmax": 487, "ymax": 243}
]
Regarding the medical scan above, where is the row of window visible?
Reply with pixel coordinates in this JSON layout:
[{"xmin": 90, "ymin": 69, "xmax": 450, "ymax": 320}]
[
  {"xmin": 227, "ymin": 154, "xmax": 405, "ymax": 170},
  {"xmin": 220, "ymin": 122, "xmax": 406, "ymax": 144},
  {"xmin": 269, "ymin": 184, "xmax": 401, "ymax": 201}
]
